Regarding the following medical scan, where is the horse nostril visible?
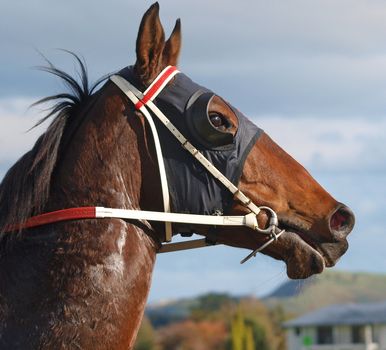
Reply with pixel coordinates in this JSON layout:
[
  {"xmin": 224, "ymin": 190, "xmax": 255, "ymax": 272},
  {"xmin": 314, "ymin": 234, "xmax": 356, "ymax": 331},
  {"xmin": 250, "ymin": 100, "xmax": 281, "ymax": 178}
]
[{"xmin": 329, "ymin": 205, "xmax": 355, "ymax": 239}]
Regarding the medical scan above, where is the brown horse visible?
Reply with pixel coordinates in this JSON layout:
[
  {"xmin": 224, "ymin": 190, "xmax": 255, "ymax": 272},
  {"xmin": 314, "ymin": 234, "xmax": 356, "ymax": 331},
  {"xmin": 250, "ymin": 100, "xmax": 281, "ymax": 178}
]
[{"xmin": 0, "ymin": 3, "xmax": 354, "ymax": 349}]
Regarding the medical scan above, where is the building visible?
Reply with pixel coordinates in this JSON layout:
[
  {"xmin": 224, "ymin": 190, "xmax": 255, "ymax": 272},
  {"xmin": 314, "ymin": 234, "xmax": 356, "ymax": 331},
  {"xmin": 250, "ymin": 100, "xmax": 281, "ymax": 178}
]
[{"xmin": 284, "ymin": 301, "xmax": 386, "ymax": 350}]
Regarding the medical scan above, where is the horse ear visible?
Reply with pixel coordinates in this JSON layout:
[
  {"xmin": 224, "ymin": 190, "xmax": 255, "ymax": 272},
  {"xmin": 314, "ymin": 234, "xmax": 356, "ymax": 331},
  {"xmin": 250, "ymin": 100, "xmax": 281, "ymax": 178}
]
[
  {"xmin": 163, "ymin": 19, "xmax": 182, "ymax": 67},
  {"xmin": 135, "ymin": 2, "xmax": 165, "ymax": 87}
]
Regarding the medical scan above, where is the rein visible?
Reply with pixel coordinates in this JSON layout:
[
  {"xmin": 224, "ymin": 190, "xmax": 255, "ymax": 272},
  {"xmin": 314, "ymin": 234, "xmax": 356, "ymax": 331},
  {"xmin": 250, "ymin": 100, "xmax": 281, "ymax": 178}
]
[{"xmin": 3, "ymin": 66, "xmax": 285, "ymax": 264}]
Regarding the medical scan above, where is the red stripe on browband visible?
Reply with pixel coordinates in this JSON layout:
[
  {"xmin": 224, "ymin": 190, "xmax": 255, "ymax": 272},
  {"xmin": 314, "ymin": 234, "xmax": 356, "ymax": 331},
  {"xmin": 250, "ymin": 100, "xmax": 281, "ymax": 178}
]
[
  {"xmin": 135, "ymin": 66, "xmax": 177, "ymax": 110},
  {"xmin": 3, "ymin": 207, "xmax": 97, "ymax": 232}
]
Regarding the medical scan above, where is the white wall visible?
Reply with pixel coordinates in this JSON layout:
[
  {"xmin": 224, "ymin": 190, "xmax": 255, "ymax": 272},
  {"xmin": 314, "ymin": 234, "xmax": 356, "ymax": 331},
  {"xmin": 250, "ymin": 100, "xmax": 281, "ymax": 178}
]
[
  {"xmin": 334, "ymin": 325, "xmax": 352, "ymax": 344},
  {"xmin": 287, "ymin": 324, "xmax": 386, "ymax": 350},
  {"xmin": 287, "ymin": 326, "xmax": 317, "ymax": 350},
  {"xmin": 287, "ymin": 328, "xmax": 301, "ymax": 350},
  {"xmin": 374, "ymin": 324, "xmax": 386, "ymax": 350}
]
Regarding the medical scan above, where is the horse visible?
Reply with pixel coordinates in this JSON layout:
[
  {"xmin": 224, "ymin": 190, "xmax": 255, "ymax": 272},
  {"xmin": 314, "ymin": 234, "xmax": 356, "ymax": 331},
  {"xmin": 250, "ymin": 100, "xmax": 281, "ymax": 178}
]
[{"xmin": 0, "ymin": 3, "xmax": 354, "ymax": 349}]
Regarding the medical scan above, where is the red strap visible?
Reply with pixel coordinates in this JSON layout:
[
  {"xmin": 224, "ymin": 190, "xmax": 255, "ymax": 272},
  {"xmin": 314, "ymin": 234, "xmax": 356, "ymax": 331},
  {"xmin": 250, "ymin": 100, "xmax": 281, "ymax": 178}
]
[
  {"xmin": 135, "ymin": 66, "xmax": 178, "ymax": 110},
  {"xmin": 3, "ymin": 68, "xmax": 178, "ymax": 234},
  {"xmin": 3, "ymin": 207, "xmax": 97, "ymax": 233}
]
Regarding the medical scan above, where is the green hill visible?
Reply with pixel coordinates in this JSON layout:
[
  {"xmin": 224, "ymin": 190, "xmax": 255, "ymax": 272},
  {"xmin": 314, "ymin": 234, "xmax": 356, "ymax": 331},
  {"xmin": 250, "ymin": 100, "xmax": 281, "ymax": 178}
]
[
  {"xmin": 263, "ymin": 270, "xmax": 386, "ymax": 316},
  {"xmin": 147, "ymin": 293, "xmax": 238, "ymax": 327},
  {"xmin": 146, "ymin": 298, "xmax": 198, "ymax": 327},
  {"xmin": 146, "ymin": 271, "xmax": 386, "ymax": 326}
]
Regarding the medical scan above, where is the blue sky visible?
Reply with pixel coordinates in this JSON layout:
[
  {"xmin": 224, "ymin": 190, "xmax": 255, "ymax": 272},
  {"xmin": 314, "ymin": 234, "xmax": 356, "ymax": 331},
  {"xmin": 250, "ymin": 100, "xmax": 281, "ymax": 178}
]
[{"xmin": 1, "ymin": 0, "xmax": 386, "ymax": 303}]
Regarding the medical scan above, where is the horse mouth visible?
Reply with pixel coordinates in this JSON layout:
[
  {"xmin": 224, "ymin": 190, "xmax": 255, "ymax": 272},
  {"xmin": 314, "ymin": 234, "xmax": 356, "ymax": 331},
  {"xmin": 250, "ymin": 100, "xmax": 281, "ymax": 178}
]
[{"xmin": 275, "ymin": 222, "xmax": 347, "ymax": 279}]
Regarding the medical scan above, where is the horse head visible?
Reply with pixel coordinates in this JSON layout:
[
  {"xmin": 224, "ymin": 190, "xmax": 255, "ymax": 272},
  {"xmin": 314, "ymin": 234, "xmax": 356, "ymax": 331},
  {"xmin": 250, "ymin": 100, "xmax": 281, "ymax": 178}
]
[{"xmin": 130, "ymin": 3, "xmax": 354, "ymax": 279}]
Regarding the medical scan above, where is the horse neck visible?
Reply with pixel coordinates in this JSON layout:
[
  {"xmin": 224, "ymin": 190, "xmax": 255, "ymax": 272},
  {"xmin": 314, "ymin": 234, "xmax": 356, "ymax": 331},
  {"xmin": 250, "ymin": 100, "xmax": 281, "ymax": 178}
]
[
  {"xmin": 48, "ymin": 84, "xmax": 162, "ymax": 348},
  {"xmin": 52, "ymin": 83, "xmax": 163, "ymax": 213},
  {"xmin": 1, "ymin": 84, "xmax": 161, "ymax": 349}
]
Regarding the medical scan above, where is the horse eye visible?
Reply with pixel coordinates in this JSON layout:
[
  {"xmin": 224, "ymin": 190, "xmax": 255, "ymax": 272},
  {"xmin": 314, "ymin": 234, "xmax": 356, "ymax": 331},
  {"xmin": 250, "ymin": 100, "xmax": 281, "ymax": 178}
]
[{"xmin": 209, "ymin": 113, "xmax": 227, "ymax": 129}]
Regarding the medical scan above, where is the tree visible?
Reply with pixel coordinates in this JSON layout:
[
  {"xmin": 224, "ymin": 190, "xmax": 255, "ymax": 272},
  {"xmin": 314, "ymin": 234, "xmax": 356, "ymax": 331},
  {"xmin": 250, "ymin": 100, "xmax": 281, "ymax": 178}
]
[
  {"xmin": 245, "ymin": 318, "xmax": 269, "ymax": 350},
  {"xmin": 245, "ymin": 324, "xmax": 255, "ymax": 350},
  {"xmin": 157, "ymin": 319, "xmax": 228, "ymax": 350},
  {"xmin": 134, "ymin": 316, "xmax": 158, "ymax": 350},
  {"xmin": 190, "ymin": 293, "xmax": 236, "ymax": 321},
  {"xmin": 231, "ymin": 310, "xmax": 245, "ymax": 350},
  {"xmin": 228, "ymin": 306, "xmax": 271, "ymax": 350},
  {"xmin": 269, "ymin": 304, "xmax": 288, "ymax": 350}
]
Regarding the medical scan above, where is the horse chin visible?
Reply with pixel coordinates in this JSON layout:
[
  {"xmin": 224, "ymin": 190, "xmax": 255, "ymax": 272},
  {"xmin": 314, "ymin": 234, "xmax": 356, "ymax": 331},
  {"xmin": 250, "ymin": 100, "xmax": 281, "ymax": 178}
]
[
  {"xmin": 277, "ymin": 231, "xmax": 326, "ymax": 279},
  {"xmin": 276, "ymin": 230, "xmax": 348, "ymax": 279}
]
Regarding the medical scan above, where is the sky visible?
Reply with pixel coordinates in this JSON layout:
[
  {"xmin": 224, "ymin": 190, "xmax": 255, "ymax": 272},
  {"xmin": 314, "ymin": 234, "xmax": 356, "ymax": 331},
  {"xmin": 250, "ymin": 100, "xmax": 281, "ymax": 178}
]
[{"xmin": 1, "ymin": 0, "xmax": 386, "ymax": 303}]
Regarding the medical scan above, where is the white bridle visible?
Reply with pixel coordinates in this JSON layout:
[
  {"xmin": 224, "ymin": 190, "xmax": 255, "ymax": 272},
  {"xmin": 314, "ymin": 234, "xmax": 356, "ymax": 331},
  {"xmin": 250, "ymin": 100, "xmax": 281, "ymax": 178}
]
[{"xmin": 109, "ymin": 66, "xmax": 285, "ymax": 263}]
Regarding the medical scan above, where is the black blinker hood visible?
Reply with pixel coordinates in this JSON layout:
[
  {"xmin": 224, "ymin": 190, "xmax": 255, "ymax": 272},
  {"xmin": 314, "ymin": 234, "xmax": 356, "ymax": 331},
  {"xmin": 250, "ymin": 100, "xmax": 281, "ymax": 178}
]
[
  {"xmin": 118, "ymin": 67, "xmax": 263, "ymax": 216},
  {"xmin": 186, "ymin": 91, "xmax": 234, "ymax": 149}
]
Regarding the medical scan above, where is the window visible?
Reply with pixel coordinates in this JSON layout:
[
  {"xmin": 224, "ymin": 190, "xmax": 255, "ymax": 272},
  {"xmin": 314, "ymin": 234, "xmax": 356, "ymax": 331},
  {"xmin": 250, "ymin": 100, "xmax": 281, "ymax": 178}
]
[
  {"xmin": 352, "ymin": 325, "xmax": 365, "ymax": 344},
  {"xmin": 317, "ymin": 326, "xmax": 333, "ymax": 344}
]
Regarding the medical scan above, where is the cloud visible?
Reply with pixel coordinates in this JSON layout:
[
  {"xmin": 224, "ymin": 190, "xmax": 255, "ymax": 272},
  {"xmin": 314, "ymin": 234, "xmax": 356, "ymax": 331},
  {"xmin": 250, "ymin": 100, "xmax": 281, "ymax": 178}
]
[
  {"xmin": 0, "ymin": 97, "xmax": 45, "ymax": 178},
  {"xmin": 2, "ymin": 1, "xmax": 386, "ymax": 117},
  {"xmin": 149, "ymin": 243, "xmax": 288, "ymax": 302},
  {"xmin": 1, "ymin": 97, "xmax": 385, "ymax": 177},
  {"xmin": 255, "ymin": 115, "xmax": 386, "ymax": 172}
]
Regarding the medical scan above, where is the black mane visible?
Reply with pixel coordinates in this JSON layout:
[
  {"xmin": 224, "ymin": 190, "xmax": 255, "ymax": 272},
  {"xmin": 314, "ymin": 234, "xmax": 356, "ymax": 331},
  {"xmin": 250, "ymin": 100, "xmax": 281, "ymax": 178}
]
[{"xmin": 0, "ymin": 52, "xmax": 106, "ymax": 239}]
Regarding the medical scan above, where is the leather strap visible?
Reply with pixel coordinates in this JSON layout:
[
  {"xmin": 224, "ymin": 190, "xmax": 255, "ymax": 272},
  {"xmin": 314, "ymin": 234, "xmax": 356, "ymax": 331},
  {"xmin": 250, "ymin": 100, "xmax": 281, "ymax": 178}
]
[
  {"xmin": 111, "ymin": 66, "xmax": 177, "ymax": 242},
  {"xmin": 4, "ymin": 206, "xmax": 257, "ymax": 233},
  {"xmin": 3, "ymin": 66, "xmax": 283, "ymax": 262},
  {"xmin": 111, "ymin": 71, "xmax": 261, "ymax": 216},
  {"xmin": 110, "ymin": 67, "xmax": 283, "ymax": 256}
]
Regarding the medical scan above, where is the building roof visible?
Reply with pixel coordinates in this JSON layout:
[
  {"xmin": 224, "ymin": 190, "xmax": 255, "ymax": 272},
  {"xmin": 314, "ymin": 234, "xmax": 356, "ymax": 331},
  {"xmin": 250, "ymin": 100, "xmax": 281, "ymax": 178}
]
[{"xmin": 284, "ymin": 301, "xmax": 386, "ymax": 327}]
